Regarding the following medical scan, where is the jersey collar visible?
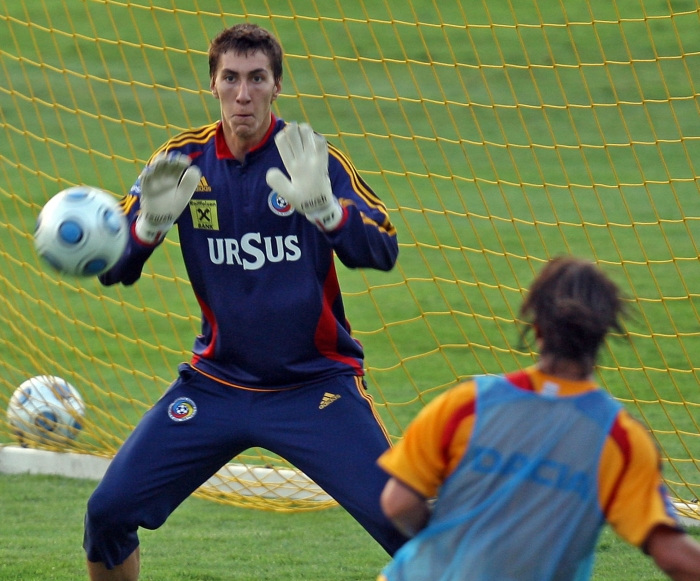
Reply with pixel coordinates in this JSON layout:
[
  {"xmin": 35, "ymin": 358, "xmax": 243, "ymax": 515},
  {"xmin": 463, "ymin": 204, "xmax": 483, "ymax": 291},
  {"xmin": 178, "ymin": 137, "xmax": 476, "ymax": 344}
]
[
  {"xmin": 526, "ymin": 366, "xmax": 598, "ymax": 397},
  {"xmin": 214, "ymin": 113, "xmax": 277, "ymax": 160}
]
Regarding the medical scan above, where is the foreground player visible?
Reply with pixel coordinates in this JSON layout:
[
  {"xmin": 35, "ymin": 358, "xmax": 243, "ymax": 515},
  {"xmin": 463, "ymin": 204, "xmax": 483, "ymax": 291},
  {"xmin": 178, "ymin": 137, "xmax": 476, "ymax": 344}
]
[
  {"xmin": 83, "ymin": 23, "xmax": 406, "ymax": 579},
  {"xmin": 377, "ymin": 256, "xmax": 700, "ymax": 581}
]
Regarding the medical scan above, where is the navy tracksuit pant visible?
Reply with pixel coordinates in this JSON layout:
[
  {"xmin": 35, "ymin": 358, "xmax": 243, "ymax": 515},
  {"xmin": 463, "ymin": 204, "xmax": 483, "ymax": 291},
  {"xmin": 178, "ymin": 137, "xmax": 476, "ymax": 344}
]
[{"xmin": 84, "ymin": 364, "xmax": 407, "ymax": 568}]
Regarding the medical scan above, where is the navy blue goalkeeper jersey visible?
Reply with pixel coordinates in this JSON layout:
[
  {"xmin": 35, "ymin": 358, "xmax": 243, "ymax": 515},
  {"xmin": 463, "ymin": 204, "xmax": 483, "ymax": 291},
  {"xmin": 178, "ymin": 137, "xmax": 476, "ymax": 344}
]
[{"xmin": 100, "ymin": 116, "xmax": 398, "ymax": 389}]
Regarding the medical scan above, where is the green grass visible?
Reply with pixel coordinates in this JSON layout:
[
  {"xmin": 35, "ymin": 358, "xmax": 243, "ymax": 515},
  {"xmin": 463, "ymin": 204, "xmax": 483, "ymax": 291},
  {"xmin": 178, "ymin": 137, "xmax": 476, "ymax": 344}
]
[
  {"xmin": 1, "ymin": 472, "xmax": 696, "ymax": 581},
  {"xmin": 0, "ymin": 473, "xmax": 387, "ymax": 581}
]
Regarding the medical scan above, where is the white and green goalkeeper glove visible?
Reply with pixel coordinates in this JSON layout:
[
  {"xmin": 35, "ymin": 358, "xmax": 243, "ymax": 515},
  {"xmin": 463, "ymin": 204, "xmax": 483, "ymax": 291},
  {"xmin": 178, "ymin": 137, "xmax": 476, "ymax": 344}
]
[
  {"xmin": 135, "ymin": 152, "xmax": 202, "ymax": 244},
  {"xmin": 265, "ymin": 122, "xmax": 344, "ymax": 232}
]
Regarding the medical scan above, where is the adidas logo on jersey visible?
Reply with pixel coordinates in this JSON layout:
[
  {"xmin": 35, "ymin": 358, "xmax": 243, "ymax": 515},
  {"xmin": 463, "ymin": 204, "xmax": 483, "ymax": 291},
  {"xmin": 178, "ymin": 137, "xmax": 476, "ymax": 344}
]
[
  {"xmin": 319, "ymin": 392, "xmax": 341, "ymax": 409},
  {"xmin": 195, "ymin": 176, "xmax": 212, "ymax": 192}
]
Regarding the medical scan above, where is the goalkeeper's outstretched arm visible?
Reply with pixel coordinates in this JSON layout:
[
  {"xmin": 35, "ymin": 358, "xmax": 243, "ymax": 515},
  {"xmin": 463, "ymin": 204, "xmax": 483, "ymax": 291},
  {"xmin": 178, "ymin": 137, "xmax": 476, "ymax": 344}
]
[
  {"xmin": 266, "ymin": 122, "xmax": 398, "ymax": 272},
  {"xmin": 99, "ymin": 152, "xmax": 201, "ymax": 287}
]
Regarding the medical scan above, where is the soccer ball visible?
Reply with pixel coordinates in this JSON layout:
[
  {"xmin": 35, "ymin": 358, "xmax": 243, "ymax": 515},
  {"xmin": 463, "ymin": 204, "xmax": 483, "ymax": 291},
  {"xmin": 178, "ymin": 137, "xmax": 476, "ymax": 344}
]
[
  {"xmin": 34, "ymin": 185, "xmax": 128, "ymax": 277},
  {"xmin": 6, "ymin": 375, "xmax": 86, "ymax": 444}
]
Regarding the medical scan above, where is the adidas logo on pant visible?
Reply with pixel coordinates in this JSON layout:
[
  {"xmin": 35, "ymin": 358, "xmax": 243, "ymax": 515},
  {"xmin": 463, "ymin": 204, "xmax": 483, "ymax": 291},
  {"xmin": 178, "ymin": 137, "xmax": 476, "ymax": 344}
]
[{"xmin": 319, "ymin": 392, "xmax": 341, "ymax": 409}]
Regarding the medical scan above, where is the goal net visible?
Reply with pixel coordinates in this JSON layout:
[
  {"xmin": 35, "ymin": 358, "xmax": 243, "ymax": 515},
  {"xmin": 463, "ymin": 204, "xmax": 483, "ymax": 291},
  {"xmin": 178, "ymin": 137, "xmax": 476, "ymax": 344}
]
[{"xmin": 1, "ymin": 0, "xmax": 699, "ymax": 517}]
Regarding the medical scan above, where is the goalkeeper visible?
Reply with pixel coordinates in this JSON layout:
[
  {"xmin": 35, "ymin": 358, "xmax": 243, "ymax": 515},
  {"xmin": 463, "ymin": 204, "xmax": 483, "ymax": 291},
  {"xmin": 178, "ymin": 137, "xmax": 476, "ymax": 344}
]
[
  {"xmin": 376, "ymin": 256, "xmax": 700, "ymax": 581},
  {"xmin": 83, "ymin": 23, "xmax": 406, "ymax": 580}
]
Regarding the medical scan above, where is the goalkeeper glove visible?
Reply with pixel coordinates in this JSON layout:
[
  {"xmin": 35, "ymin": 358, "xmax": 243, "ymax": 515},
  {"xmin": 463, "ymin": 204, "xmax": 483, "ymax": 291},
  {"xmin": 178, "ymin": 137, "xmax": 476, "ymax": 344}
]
[
  {"xmin": 135, "ymin": 152, "xmax": 202, "ymax": 244},
  {"xmin": 265, "ymin": 122, "xmax": 344, "ymax": 232}
]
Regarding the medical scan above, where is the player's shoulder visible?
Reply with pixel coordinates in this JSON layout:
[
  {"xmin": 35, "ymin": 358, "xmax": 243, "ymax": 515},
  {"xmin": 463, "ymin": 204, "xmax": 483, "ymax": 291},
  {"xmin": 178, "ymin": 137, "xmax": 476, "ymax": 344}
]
[
  {"xmin": 398, "ymin": 379, "xmax": 478, "ymax": 459},
  {"xmin": 421, "ymin": 379, "xmax": 478, "ymax": 421},
  {"xmin": 150, "ymin": 122, "xmax": 219, "ymax": 161},
  {"xmin": 609, "ymin": 407, "xmax": 661, "ymax": 465},
  {"xmin": 448, "ymin": 378, "xmax": 479, "ymax": 400}
]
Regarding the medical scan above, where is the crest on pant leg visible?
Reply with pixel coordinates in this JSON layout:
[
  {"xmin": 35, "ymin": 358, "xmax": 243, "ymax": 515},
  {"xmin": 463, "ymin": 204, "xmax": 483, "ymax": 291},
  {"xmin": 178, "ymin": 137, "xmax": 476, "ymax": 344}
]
[{"xmin": 168, "ymin": 397, "xmax": 197, "ymax": 421}]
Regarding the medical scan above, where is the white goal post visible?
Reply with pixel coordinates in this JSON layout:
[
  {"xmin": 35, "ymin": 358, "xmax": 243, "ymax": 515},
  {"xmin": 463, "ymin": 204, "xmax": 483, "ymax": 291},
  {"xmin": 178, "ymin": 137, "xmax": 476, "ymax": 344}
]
[
  {"xmin": 0, "ymin": 445, "xmax": 331, "ymax": 502},
  {"xmin": 1, "ymin": 445, "xmax": 697, "ymax": 527}
]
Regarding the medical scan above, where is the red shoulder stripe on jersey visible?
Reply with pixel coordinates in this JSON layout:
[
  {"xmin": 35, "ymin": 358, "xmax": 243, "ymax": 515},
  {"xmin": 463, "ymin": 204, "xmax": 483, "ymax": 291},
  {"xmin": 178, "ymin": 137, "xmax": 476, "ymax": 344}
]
[
  {"xmin": 603, "ymin": 413, "xmax": 632, "ymax": 516},
  {"xmin": 505, "ymin": 370, "xmax": 535, "ymax": 391},
  {"xmin": 441, "ymin": 399, "xmax": 476, "ymax": 466}
]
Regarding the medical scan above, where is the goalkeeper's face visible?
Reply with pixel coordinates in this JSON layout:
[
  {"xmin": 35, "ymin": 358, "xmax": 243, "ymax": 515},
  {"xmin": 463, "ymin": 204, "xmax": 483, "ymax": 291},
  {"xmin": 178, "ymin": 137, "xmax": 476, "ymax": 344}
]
[{"xmin": 210, "ymin": 50, "xmax": 282, "ymax": 148}]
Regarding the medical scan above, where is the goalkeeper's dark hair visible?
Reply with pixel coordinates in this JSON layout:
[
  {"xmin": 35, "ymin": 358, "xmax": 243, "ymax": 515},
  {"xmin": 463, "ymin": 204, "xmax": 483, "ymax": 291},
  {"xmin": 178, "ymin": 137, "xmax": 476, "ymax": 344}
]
[
  {"xmin": 209, "ymin": 23, "xmax": 284, "ymax": 83},
  {"xmin": 520, "ymin": 256, "xmax": 627, "ymax": 367}
]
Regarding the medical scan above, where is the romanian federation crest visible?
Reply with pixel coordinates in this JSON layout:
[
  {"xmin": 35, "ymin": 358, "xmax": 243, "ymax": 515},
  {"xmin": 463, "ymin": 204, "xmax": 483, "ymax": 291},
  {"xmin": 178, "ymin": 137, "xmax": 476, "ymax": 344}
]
[
  {"xmin": 268, "ymin": 191, "xmax": 295, "ymax": 216},
  {"xmin": 168, "ymin": 397, "xmax": 197, "ymax": 422}
]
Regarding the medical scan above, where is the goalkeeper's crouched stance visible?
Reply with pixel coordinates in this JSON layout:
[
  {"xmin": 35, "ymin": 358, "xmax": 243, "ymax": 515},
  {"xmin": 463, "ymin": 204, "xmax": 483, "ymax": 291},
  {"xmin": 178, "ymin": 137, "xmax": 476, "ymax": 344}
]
[
  {"xmin": 83, "ymin": 23, "xmax": 407, "ymax": 581},
  {"xmin": 84, "ymin": 367, "xmax": 404, "ymax": 568}
]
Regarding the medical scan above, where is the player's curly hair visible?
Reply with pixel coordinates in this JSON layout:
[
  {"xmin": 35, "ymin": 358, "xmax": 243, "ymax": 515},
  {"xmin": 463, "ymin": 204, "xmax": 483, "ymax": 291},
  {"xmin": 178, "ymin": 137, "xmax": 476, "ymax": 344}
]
[
  {"xmin": 520, "ymin": 256, "xmax": 627, "ymax": 366},
  {"xmin": 208, "ymin": 23, "xmax": 284, "ymax": 83}
]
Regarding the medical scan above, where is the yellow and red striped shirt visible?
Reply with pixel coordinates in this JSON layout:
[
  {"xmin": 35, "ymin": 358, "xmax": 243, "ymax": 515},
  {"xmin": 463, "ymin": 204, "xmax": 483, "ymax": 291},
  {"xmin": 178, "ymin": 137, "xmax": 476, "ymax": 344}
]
[{"xmin": 378, "ymin": 366, "xmax": 679, "ymax": 548}]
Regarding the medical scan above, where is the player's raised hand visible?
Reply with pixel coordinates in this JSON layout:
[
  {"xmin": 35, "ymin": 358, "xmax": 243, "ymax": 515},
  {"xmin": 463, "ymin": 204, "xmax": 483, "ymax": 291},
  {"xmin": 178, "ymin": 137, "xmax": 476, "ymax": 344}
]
[
  {"xmin": 266, "ymin": 122, "xmax": 344, "ymax": 231},
  {"xmin": 135, "ymin": 152, "xmax": 202, "ymax": 244}
]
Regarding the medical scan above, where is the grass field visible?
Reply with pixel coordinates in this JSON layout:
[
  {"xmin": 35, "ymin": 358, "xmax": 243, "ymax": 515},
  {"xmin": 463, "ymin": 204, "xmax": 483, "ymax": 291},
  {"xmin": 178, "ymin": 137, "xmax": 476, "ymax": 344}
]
[
  {"xmin": 1, "ymin": 472, "xmax": 697, "ymax": 581},
  {"xmin": 2, "ymin": 0, "xmax": 700, "ymax": 576}
]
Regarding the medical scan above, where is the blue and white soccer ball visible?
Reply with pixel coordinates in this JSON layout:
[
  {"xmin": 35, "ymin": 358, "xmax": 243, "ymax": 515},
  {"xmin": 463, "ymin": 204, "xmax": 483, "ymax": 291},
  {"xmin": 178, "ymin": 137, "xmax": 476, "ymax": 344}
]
[
  {"xmin": 6, "ymin": 375, "xmax": 86, "ymax": 444},
  {"xmin": 34, "ymin": 186, "xmax": 128, "ymax": 277}
]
